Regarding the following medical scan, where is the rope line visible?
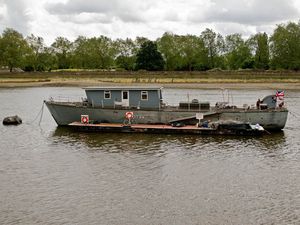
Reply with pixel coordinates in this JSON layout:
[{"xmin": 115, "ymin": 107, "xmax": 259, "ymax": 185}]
[
  {"xmin": 289, "ymin": 111, "xmax": 300, "ymax": 118},
  {"xmin": 26, "ymin": 102, "xmax": 45, "ymax": 125}
]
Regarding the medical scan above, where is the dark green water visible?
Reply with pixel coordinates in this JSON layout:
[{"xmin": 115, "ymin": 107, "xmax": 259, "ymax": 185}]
[{"xmin": 0, "ymin": 87, "xmax": 299, "ymax": 225}]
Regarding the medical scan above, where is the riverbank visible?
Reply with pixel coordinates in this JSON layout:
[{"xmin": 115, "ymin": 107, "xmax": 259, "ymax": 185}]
[
  {"xmin": 1, "ymin": 70, "xmax": 300, "ymax": 89},
  {"xmin": 1, "ymin": 80, "xmax": 299, "ymax": 90}
]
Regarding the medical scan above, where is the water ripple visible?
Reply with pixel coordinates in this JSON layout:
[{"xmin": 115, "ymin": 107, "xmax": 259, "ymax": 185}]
[{"xmin": 0, "ymin": 87, "xmax": 299, "ymax": 225}]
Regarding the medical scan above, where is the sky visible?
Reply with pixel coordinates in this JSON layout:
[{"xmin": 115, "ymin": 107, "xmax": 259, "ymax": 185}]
[{"xmin": 0, "ymin": 0, "xmax": 300, "ymax": 45}]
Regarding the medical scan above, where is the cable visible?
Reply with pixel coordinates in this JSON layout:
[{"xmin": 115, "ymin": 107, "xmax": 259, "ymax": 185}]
[{"xmin": 25, "ymin": 102, "xmax": 45, "ymax": 125}]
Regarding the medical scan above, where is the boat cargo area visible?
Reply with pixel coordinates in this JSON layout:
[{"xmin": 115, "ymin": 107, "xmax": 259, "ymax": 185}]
[{"xmin": 68, "ymin": 121, "xmax": 266, "ymax": 136}]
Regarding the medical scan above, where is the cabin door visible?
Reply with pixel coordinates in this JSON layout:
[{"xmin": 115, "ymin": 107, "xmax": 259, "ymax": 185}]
[{"xmin": 122, "ymin": 91, "xmax": 129, "ymax": 107}]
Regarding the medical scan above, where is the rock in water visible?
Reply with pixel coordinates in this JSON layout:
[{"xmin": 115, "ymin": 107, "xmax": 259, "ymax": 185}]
[{"xmin": 3, "ymin": 115, "xmax": 22, "ymax": 125}]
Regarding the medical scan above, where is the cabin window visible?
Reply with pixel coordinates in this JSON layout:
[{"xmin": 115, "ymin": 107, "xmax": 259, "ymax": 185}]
[
  {"xmin": 141, "ymin": 91, "xmax": 148, "ymax": 100},
  {"xmin": 122, "ymin": 91, "xmax": 128, "ymax": 100},
  {"xmin": 104, "ymin": 90, "xmax": 111, "ymax": 99}
]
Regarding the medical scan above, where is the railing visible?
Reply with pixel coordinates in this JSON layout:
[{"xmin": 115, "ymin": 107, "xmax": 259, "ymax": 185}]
[{"xmin": 48, "ymin": 95, "xmax": 85, "ymax": 102}]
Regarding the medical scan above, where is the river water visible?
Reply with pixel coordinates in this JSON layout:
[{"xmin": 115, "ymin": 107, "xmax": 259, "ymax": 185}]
[{"xmin": 0, "ymin": 87, "xmax": 299, "ymax": 225}]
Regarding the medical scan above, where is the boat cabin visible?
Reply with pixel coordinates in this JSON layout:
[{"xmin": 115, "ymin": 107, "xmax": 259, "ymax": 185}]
[{"xmin": 84, "ymin": 86, "xmax": 163, "ymax": 109}]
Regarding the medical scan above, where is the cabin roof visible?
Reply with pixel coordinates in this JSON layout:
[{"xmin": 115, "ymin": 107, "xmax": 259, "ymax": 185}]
[{"xmin": 83, "ymin": 86, "xmax": 163, "ymax": 91}]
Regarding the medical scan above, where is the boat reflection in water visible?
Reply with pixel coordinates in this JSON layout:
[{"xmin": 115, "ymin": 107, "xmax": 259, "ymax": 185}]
[{"xmin": 52, "ymin": 126, "xmax": 286, "ymax": 155}]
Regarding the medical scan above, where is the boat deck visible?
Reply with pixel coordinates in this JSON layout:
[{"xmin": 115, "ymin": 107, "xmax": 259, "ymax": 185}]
[{"xmin": 68, "ymin": 122, "xmax": 264, "ymax": 136}]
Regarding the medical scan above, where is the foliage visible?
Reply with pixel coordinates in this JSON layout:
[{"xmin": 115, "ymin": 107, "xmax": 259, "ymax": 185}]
[
  {"xmin": 270, "ymin": 22, "xmax": 300, "ymax": 70},
  {"xmin": 157, "ymin": 32, "xmax": 182, "ymax": 70},
  {"xmin": 2, "ymin": 21, "xmax": 300, "ymax": 72},
  {"xmin": 253, "ymin": 33, "xmax": 269, "ymax": 69},
  {"xmin": 115, "ymin": 38, "xmax": 136, "ymax": 70},
  {"xmin": 0, "ymin": 28, "xmax": 31, "ymax": 71},
  {"xmin": 200, "ymin": 28, "xmax": 225, "ymax": 69},
  {"xmin": 135, "ymin": 41, "xmax": 165, "ymax": 71},
  {"xmin": 225, "ymin": 34, "xmax": 253, "ymax": 69},
  {"xmin": 158, "ymin": 33, "xmax": 210, "ymax": 71},
  {"xmin": 70, "ymin": 36, "xmax": 117, "ymax": 69},
  {"xmin": 51, "ymin": 37, "xmax": 72, "ymax": 69},
  {"xmin": 25, "ymin": 34, "xmax": 56, "ymax": 71},
  {"xmin": 178, "ymin": 35, "xmax": 208, "ymax": 71}
]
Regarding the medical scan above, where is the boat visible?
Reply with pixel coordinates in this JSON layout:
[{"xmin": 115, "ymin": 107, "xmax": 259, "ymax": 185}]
[{"xmin": 45, "ymin": 86, "xmax": 288, "ymax": 131}]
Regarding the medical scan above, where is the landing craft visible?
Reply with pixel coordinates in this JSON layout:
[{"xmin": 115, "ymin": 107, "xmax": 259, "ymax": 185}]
[{"xmin": 45, "ymin": 86, "xmax": 288, "ymax": 131}]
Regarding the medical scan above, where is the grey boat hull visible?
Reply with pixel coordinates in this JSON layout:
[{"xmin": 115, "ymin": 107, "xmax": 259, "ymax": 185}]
[{"xmin": 45, "ymin": 101, "xmax": 288, "ymax": 130}]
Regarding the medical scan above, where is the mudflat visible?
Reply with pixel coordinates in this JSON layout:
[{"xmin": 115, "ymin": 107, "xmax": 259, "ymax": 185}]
[
  {"xmin": 1, "ymin": 70, "xmax": 300, "ymax": 89},
  {"xmin": 0, "ymin": 79, "xmax": 299, "ymax": 90}
]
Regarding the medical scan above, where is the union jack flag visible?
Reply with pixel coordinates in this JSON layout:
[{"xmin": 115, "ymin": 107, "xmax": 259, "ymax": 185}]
[{"xmin": 276, "ymin": 90, "xmax": 284, "ymax": 100}]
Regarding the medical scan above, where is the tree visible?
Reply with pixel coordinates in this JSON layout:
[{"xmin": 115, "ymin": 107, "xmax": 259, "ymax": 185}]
[
  {"xmin": 71, "ymin": 36, "xmax": 90, "ymax": 69},
  {"xmin": 158, "ymin": 34, "xmax": 209, "ymax": 71},
  {"xmin": 51, "ymin": 37, "xmax": 72, "ymax": 69},
  {"xmin": 0, "ymin": 28, "xmax": 31, "ymax": 72},
  {"xmin": 251, "ymin": 33, "xmax": 270, "ymax": 69},
  {"xmin": 248, "ymin": 33, "xmax": 270, "ymax": 69},
  {"xmin": 5, "ymin": 22, "xmax": 300, "ymax": 72},
  {"xmin": 134, "ymin": 37, "xmax": 149, "ymax": 54},
  {"xmin": 38, "ymin": 47, "xmax": 57, "ymax": 71},
  {"xmin": 93, "ymin": 36, "xmax": 117, "ymax": 69},
  {"xmin": 135, "ymin": 41, "xmax": 165, "ymax": 71},
  {"xmin": 115, "ymin": 38, "xmax": 136, "ymax": 70},
  {"xmin": 157, "ymin": 32, "xmax": 182, "ymax": 70},
  {"xmin": 200, "ymin": 28, "xmax": 225, "ymax": 69},
  {"xmin": 225, "ymin": 34, "xmax": 253, "ymax": 69},
  {"xmin": 25, "ymin": 34, "xmax": 54, "ymax": 71},
  {"xmin": 270, "ymin": 22, "xmax": 300, "ymax": 70},
  {"xmin": 178, "ymin": 35, "xmax": 208, "ymax": 71},
  {"xmin": 71, "ymin": 36, "xmax": 117, "ymax": 69}
]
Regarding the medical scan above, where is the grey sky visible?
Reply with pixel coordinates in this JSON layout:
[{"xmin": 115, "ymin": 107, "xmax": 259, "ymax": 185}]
[{"xmin": 0, "ymin": 0, "xmax": 299, "ymax": 44}]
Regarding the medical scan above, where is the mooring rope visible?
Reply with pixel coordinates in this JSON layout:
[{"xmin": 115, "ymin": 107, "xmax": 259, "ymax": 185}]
[
  {"xmin": 26, "ymin": 101, "xmax": 45, "ymax": 125},
  {"xmin": 289, "ymin": 110, "xmax": 300, "ymax": 118},
  {"xmin": 38, "ymin": 102, "xmax": 45, "ymax": 126}
]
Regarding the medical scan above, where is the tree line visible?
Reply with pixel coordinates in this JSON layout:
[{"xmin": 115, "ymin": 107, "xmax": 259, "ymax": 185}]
[{"xmin": 0, "ymin": 21, "xmax": 300, "ymax": 72}]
